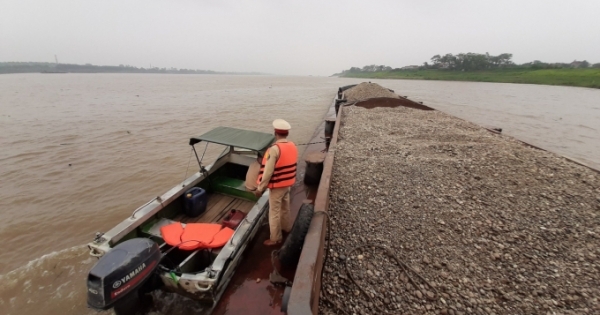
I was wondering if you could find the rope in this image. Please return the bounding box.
[182,147,193,183]
[339,244,438,312]
[342,245,384,313]
[320,222,439,313]
[296,140,326,146]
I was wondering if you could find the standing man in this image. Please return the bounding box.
[254,119,298,246]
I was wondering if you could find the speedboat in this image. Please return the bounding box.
[86,126,276,314]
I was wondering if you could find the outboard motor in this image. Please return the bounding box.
[87,238,161,314]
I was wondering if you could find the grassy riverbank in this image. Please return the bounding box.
[338,69,600,88]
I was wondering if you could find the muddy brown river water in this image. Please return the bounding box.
[0,74,598,315]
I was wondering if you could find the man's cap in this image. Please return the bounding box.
[273,119,291,131]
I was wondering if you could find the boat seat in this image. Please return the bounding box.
[211,176,257,201]
[160,222,234,251]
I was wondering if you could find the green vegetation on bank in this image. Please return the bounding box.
[0,62,265,75]
[336,52,600,88]
[340,68,600,89]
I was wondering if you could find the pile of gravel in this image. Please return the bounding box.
[343,82,399,103]
[319,105,600,315]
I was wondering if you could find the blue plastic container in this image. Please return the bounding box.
[183,187,208,217]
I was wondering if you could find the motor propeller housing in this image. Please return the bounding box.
[87,238,161,310]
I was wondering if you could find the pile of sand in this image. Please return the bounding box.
[320,104,600,315]
[343,82,400,103]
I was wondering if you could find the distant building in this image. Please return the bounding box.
[570,61,583,68]
[401,65,420,70]
[570,60,589,68]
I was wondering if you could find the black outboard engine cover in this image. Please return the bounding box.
[87,238,161,310]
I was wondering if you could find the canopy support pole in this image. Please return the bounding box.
[192,145,203,170]
[193,142,210,171]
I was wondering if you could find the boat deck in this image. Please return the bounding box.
[174,193,255,224]
[211,102,335,315]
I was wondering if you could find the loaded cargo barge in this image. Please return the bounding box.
[285,83,600,315]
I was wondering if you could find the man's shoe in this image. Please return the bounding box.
[263,239,281,246]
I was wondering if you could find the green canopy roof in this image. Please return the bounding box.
[189,126,275,152]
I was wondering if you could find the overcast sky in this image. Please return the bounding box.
[1,0,599,75]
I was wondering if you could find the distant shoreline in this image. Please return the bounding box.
[0,62,267,76]
[337,69,600,89]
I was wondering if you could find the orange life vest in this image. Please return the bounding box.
[257,141,298,189]
[160,222,234,251]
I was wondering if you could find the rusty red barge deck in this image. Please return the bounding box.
[213,88,439,315]
[211,97,337,315]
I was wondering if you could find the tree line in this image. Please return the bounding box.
[0,62,264,75]
[427,53,514,70]
[340,52,599,74]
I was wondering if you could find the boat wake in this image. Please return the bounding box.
[0,245,210,315]
[0,245,109,315]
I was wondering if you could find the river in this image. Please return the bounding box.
[0,74,598,315]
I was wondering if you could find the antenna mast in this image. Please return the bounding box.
[55,55,58,64]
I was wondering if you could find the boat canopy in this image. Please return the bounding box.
[189,126,275,152]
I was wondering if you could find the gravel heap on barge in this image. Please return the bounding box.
[320,83,600,315]
[343,82,399,103]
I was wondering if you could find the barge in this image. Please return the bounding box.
[287,83,600,315]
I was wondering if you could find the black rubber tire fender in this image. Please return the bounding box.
[278,203,315,268]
